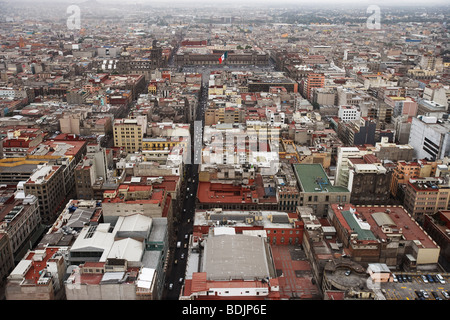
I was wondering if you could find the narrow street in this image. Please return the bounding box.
[162,78,207,300]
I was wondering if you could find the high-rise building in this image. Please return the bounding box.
[403,177,450,224]
[24,164,66,224]
[0,194,41,262]
[347,161,392,205]
[304,73,324,100]
[408,115,450,161]
[113,118,143,153]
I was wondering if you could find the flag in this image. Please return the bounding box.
[219,51,228,64]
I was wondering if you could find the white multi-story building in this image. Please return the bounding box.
[338,105,361,121]
[334,146,373,187]
[408,116,450,161]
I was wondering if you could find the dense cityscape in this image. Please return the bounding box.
[0,0,449,307]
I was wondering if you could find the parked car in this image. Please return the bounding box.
[345,270,351,276]
[432,292,442,300]
[169,283,173,290]
[441,291,450,299]
[421,275,428,283]
[420,290,429,299]
[426,274,434,283]
[436,274,446,284]
[392,274,398,282]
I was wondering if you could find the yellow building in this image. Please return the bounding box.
[148,83,157,94]
[208,85,226,96]
[113,119,143,153]
[204,107,244,125]
[142,137,188,151]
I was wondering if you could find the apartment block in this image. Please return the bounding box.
[102,186,173,226]
[24,164,66,224]
[334,146,374,188]
[337,118,376,147]
[384,96,418,118]
[373,137,414,162]
[65,260,157,300]
[0,194,42,262]
[338,105,360,122]
[328,204,440,270]
[5,246,67,300]
[347,161,392,205]
[1,128,44,158]
[293,163,351,218]
[423,210,450,271]
[408,115,450,161]
[304,73,325,100]
[0,233,14,299]
[390,159,441,197]
[403,178,450,224]
[113,118,143,153]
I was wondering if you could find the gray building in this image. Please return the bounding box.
[408,115,450,160]
[293,163,351,218]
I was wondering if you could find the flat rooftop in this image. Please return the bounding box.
[202,234,275,281]
[356,205,438,249]
[293,163,349,193]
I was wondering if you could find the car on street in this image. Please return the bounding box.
[169,283,173,290]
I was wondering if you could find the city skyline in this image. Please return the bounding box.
[0,0,448,306]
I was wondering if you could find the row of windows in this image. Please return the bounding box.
[279,194,299,199]
[266,230,300,235]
